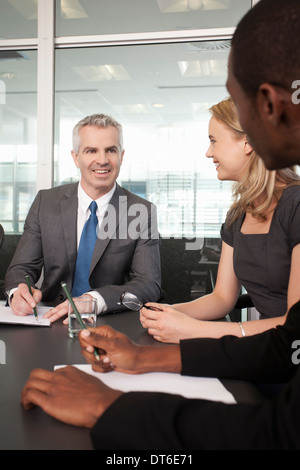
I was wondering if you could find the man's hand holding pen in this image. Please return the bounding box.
[79,326,142,374]
[10,282,42,317]
[78,325,182,375]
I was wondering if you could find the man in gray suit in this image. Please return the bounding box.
[4,114,161,322]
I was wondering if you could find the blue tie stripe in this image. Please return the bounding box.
[72,201,98,297]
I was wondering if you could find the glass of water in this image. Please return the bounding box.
[68,297,97,339]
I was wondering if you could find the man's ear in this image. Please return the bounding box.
[71,150,79,168]
[257,83,289,127]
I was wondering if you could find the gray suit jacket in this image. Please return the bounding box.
[4,183,161,312]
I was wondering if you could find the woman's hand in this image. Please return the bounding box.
[140,303,201,343]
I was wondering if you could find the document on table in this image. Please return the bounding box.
[0,305,51,326]
[55,364,236,404]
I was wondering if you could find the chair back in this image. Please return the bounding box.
[0,224,4,251]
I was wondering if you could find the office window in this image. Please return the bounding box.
[54,41,232,237]
[0,0,255,235]
[55,0,251,36]
[0,0,37,39]
[0,50,37,232]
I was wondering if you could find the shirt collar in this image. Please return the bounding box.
[77,183,116,214]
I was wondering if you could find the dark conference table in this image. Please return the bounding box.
[0,306,263,450]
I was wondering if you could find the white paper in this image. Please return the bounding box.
[0,305,51,326]
[55,364,236,404]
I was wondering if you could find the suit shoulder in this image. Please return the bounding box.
[37,182,78,199]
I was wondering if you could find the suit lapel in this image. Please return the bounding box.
[90,184,126,274]
[60,183,79,277]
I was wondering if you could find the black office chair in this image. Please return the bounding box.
[0,224,5,300]
[234,293,254,310]
[0,224,4,251]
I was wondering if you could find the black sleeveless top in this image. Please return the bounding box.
[221,186,300,318]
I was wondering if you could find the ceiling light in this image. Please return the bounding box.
[8,0,37,20]
[178,60,211,77]
[118,104,154,115]
[156,0,229,13]
[1,72,16,79]
[60,0,88,19]
[187,0,203,10]
[75,64,130,82]
[156,0,188,13]
[203,0,230,9]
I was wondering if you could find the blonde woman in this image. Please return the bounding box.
[141,97,300,342]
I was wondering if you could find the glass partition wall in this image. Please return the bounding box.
[0,0,253,237]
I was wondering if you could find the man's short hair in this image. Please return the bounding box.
[232,0,300,98]
[72,114,123,153]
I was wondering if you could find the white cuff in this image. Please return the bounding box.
[86,291,107,315]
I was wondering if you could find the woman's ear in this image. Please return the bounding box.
[243,137,253,156]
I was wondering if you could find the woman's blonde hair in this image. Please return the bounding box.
[209,97,300,223]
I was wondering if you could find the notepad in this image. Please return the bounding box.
[55,364,236,404]
[0,305,51,326]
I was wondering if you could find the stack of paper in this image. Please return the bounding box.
[0,305,51,326]
[55,364,236,404]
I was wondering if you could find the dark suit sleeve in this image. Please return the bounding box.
[94,200,161,312]
[90,368,300,449]
[180,301,300,383]
[90,303,300,449]
[4,184,78,304]
[4,191,44,291]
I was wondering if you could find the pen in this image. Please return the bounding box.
[61,282,100,361]
[25,275,38,322]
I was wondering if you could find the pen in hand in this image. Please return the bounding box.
[61,282,100,361]
[25,275,38,322]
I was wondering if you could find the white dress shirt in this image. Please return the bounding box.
[77,182,116,314]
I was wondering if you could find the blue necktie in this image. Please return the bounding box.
[72,201,98,297]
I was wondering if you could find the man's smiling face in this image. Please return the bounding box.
[72,125,124,199]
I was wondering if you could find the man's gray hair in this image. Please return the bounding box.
[72,114,123,153]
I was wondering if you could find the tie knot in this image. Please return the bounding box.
[89,201,97,214]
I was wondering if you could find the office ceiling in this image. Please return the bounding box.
[0,43,230,133]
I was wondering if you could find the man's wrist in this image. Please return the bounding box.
[94,389,124,424]
[86,291,107,314]
[137,344,182,374]
[7,288,18,305]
